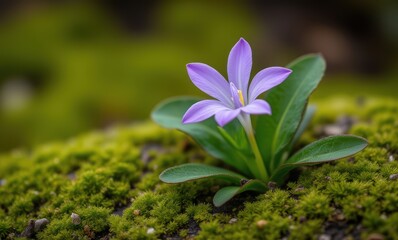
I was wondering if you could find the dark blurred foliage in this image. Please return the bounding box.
[0,0,397,151]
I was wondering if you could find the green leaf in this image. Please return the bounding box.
[276,105,317,164]
[289,105,316,150]
[271,135,368,183]
[256,54,326,171]
[159,163,245,185]
[217,126,240,150]
[213,179,268,207]
[151,97,252,176]
[285,135,368,166]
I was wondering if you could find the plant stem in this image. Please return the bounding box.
[239,114,269,181]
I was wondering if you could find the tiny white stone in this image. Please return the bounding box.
[324,125,344,135]
[229,218,237,224]
[389,174,398,180]
[289,225,297,230]
[318,234,331,240]
[34,218,49,232]
[71,212,81,225]
[147,227,155,234]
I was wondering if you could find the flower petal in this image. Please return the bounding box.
[215,109,241,127]
[182,100,230,124]
[228,38,252,102]
[248,67,292,103]
[187,63,232,106]
[241,99,271,115]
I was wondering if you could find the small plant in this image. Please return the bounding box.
[152,38,368,206]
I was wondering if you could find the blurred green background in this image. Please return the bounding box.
[0,0,397,152]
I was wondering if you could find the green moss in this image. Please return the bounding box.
[288,219,323,240]
[186,204,213,222]
[36,206,110,239]
[0,220,12,239]
[294,190,331,219]
[0,97,398,239]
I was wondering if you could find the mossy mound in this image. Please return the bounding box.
[0,97,398,240]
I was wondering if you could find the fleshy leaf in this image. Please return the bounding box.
[159,163,245,185]
[271,135,368,183]
[285,135,368,166]
[213,179,268,207]
[274,105,317,165]
[256,54,326,171]
[217,126,242,150]
[151,97,252,176]
[289,105,316,150]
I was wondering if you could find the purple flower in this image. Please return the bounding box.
[182,38,292,127]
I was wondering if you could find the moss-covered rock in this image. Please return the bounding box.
[0,97,397,239]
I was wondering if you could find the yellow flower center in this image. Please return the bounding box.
[238,90,244,106]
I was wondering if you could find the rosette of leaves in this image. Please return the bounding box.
[151,54,367,206]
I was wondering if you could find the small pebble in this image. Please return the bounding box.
[7,233,15,239]
[318,234,331,240]
[389,174,398,180]
[284,204,289,209]
[324,125,345,135]
[256,220,268,229]
[34,218,49,232]
[71,212,81,225]
[367,233,385,240]
[84,225,95,238]
[229,218,237,224]
[84,225,90,232]
[20,219,35,237]
[294,186,305,192]
[356,224,364,232]
[133,209,140,216]
[347,157,355,163]
[325,176,331,181]
[147,227,155,234]
[67,172,76,180]
[388,154,395,162]
[336,213,345,221]
[0,179,5,186]
[267,182,277,190]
